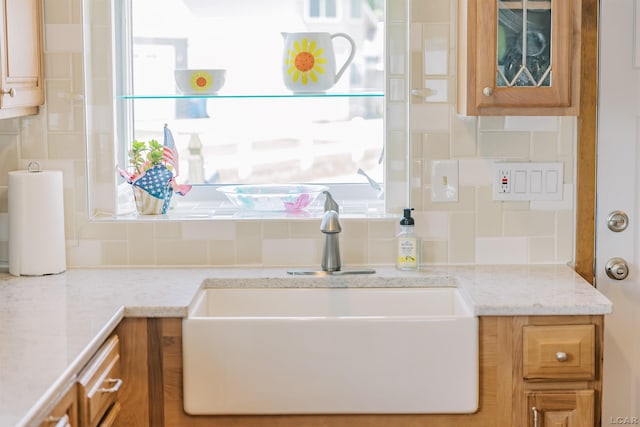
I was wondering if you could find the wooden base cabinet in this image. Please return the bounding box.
[114,314,604,427]
[516,318,602,427]
[40,334,123,427]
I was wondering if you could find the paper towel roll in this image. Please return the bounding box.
[9,168,66,276]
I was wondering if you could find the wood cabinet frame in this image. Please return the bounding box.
[458,0,581,115]
[575,0,598,285]
[0,0,44,119]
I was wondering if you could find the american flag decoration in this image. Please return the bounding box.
[163,124,179,175]
[119,124,192,214]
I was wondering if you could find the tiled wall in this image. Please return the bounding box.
[0,0,574,268]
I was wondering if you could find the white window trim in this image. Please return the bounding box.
[83,0,410,221]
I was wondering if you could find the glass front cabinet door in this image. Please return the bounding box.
[458,0,581,116]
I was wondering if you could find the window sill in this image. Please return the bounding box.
[96,199,390,222]
[96,182,390,221]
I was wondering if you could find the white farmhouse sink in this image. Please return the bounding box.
[182,287,478,415]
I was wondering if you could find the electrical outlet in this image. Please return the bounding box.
[498,170,511,193]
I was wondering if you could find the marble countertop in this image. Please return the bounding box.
[0,265,612,426]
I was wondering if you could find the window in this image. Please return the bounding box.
[115,0,386,213]
[307,0,339,19]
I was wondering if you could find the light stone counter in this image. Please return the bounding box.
[0,265,612,426]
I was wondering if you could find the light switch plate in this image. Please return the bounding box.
[492,162,563,201]
[431,160,459,202]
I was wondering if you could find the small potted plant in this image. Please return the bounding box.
[119,124,191,215]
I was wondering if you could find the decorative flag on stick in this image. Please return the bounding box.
[163,124,179,175]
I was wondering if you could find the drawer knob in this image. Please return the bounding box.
[555,351,568,362]
[98,378,123,393]
[1,88,15,97]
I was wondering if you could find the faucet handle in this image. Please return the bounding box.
[320,210,341,233]
[323,191,339,213]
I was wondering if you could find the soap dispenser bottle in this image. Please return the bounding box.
[396,208,421,270]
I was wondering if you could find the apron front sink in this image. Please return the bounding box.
[183,287,478,415]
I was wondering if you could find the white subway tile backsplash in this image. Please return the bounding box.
[44,25,82,53]
[388,23,407,75]
[387,103,407,130]
[504,116,559,131]
[478,131,530,159]
[389,78,406,102]
[410,104,450,132]
[262,238,319,267]
[182,221,237,240]
[423,24,449,75]
[476,237,528,264]
[458,159,493,186]
[3,0,575,268]
[424,79,448,102]
[419,211,449,239]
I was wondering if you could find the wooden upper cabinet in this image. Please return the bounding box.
[458,0,581,116]
[0,0,44,119]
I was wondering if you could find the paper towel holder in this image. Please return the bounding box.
[27,161,41,173]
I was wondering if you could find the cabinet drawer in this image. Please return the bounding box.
[77,335,122,427]
[40,383,78,427]
[523,325,595,380]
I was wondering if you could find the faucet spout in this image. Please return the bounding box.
[320,191,341,272]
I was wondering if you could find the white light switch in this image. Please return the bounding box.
[431,160,459,202]
[530,171,542,193]
[546,171,558,192]
[514,170,527,193]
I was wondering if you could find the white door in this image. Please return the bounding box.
[597,0,640,422]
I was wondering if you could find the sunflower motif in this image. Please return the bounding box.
[190,71,213,91]
[285,38,327,85]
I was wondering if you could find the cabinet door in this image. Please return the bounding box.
[0,0,44,113]
[527,390,594,427]
[460,0,579,115]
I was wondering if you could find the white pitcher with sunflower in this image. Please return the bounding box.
[282,32,356,92]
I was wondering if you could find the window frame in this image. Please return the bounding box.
[85,0,410,219]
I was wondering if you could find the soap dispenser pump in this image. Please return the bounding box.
[396,208,421,270]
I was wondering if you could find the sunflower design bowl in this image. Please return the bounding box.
[175,69,226,95]
[217,184,329,212]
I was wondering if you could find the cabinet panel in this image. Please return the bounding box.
[0,0,43,116]
[40,383,78,427]
[527,390,594,427]
[77,335,122,427]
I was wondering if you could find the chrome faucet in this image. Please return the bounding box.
[320,191,341,272]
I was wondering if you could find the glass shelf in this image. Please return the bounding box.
[119,91,384,100]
